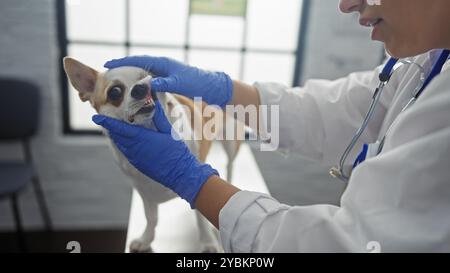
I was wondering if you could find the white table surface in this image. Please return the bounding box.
[125,142,269,253]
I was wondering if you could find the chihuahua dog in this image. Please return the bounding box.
[63,57,243,253]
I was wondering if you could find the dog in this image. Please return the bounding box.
[63,57,243,252]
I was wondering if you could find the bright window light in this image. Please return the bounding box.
[63,0,303,131]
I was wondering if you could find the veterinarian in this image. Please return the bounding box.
[93,0,450,252]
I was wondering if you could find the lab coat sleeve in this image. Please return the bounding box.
[220,70,450,252]
[255,65,397,165]
[219,191,361,252]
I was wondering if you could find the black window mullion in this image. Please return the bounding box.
[57,0,70,134]
[184,0,193,64]
[67,39,296,54]
[125,0,131,55]
[293,0,311,87]
[239,0,249,81]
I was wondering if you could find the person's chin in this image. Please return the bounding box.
[383,37,435,59]
[384,42,423,59]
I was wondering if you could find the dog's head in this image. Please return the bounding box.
[63,57,157,126]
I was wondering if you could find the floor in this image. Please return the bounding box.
[125,142,269,253]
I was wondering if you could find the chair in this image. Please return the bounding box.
[0,78,52,252]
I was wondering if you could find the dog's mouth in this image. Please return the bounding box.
[128,95,155,123]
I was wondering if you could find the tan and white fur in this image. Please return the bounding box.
[63,57,242,253]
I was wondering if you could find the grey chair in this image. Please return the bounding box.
[0,78,52,252]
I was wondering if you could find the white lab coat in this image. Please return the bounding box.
[219,50,450,252]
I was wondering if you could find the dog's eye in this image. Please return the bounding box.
[108,86,123,101]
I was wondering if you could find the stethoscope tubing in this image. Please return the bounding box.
[332,49,450,182]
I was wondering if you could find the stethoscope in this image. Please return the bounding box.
[330,49,450,182]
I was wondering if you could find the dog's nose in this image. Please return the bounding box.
[131,84,148,100]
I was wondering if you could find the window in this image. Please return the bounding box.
[59,0,305,132]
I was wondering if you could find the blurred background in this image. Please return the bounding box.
[0,0,384,252]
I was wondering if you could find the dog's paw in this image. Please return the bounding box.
[129,239,153,253]
[200,244,220,253]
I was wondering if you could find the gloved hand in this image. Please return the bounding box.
[92,101,219,208]
[104,56,233,108]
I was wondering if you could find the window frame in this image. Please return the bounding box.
[57,0,311,134]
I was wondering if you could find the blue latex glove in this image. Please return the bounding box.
[92,101,219,208]
[104,56,233,108]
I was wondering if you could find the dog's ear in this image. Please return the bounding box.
[63,57,98,102]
